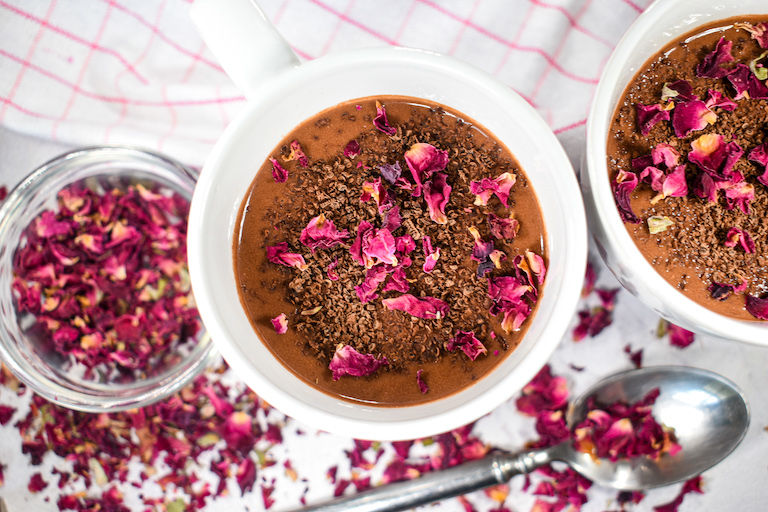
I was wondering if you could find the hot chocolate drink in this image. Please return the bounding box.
[234,96,548,406]
[608,17,768,321]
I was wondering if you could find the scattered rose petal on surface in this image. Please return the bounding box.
[704,89,737,111]
[672,99,717,138]
[299,214,350,252]
[582,261,596,297]
[326,258,340,281]
[267,242,308,271]
[404,143,449,194]
[379,162,402,184]
[271,314,288,334]
[653,476,704,512]
[611,170,641,224]
[727,63,768,100]
[688,133,743,180]
[736,21,768,48]
[28,472,48,493]
[423,172,452,224]
[572,307,612,341]
[724,227,755,253]
[382,294,450,320]
[445,331,487,361]
[360,178,393,213]
[344,139,360,158]
[708,281,735,301]
[624,344,644,368]
[422,236,441,273]
[635,103,671,136]
[416,369,428,394]
[515,364,569,416]
[661,80,698,102]
[658,320,696,348]
[282,140,309,167]
[696,37,734,78]
[470,172,516,207]
[329,344,388,380]
[488,212,519,240]
[354,265,390,303]
[373,101,397,135]
[745,294,768,320]
[747,142,768,187]
[269,157,288,183]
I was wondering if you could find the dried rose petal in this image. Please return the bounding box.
[582,261,596,297]
[746,294,768,319]
[271,313,288,334]
[382,293,449,320]
[611,169,641,224]
[572,307,612,340]
[326,258,339,281]
[661,80,699,101]
[668,323,695,348]
[373,101,396,135]
[708,281,735,301]
[727,63,768,100]
[299,214,349,252]
[0,405,15,426]
[723,180,755,214]
[416,369,428,394]
[724,227,755,253]
[653,165,688,204]
[652,143,681,168]
[445,331,487,361]
[525,250,547,287]
[269,157,288,183]
[360,178,393,213]
[468,226,501,278]
[422,236,440,273]
[704,89,737,111]
[282,139,309,167]
[378,162,402,185]
[748,143,768,187]
[28,472,48,493]
[329,344,388,380]
[404,143,449,194]
[344,139,360,158]
[672,100,717,138]
[653,476,704,512]
[266,242,308,271]
[469,172,516,207]
[737,21,768,48]
[423,172,452,224]
[355,265,390,303]
[635,103,671,136]
[647,215,674,234]
[696,37,734,78]
[516,364,569,416]
[382,266,410,293]
[487,212,519,240]
[688,134,743,180]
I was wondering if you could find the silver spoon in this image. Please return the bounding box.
[288,366,749,512]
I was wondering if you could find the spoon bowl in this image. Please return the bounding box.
[289,365,749,512]
[564,366,749,490]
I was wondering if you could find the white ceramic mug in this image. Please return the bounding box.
[582,0,768,346]
[187,0,587,440]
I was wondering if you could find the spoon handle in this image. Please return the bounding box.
[286,449,552,512]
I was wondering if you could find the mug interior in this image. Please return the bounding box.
[584,0,768,344]
[189,47,586,439]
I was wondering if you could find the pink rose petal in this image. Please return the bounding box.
[747,143,768,187]
[445,331,487,361]
[422,236,441,273]
[724,227,755,253]
[344,139,360,158]
[635,103,670,136]
[423,172,452,224]
[470,172,516,207]
[736,21,768,48]
[611,169,641,224]
[269,157,288,183]
[271,313,288,334]
[266,242,308,270]
[416,369,428,394]
[378,162,402,184]
[688,134,743,180]
[404,143,449,194]
[661,80,698,102]
[299,214,350,252]
[746,294,768,320]
[727,63,768,100]
[329,344,388,380]
[354,265,390,303]
[696,37,734,78]
[382,293,449,320]
[373,101,397,135]
[672,100,717,138]
[284,139,309,167]
[488,212,519,240]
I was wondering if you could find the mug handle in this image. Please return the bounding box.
[190,0,301,100]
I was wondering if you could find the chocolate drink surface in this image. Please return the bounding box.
[608,17,768,321]
[235,96,547,406]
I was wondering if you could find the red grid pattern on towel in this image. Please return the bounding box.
[0,0,653,166]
